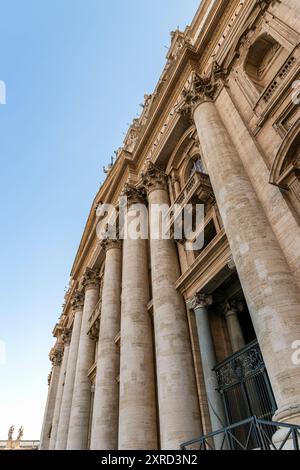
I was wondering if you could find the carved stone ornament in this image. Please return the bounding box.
[82,267,100,290]
[47,371,52,386]
[139,161,168,194]
[71,289,84,311]
[101,237,122,252]
[177,63,225,118]
[121,182,146,206]
[186,293,213,310]
[49,347,63,366]
[61,327,72,345]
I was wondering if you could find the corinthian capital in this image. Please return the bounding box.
[61,327,72,345]
[121,183,146,206]
[178,64,225,118]
[140,161,167,194]
[49,347,63,366]
[101,237,122,252]
[82,267,100,290]
[71,290,84,311]
[186,293,213,310]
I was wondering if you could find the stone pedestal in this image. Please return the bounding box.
[49,330,71,449]
[67,270,99,450]
[141,165,201,449]
[118,185,158,450]
[191,89,300,426]
[39,349,63,450]
[55,292,84,450]
[90,239,122,450]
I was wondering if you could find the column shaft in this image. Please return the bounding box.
[49,341,70,449]
[118,189,157,450]
[141,168,201,449]
[193,99,300,423]
[90,242,122,450]
[55,294,84,449]
[67,273,99,449]
[192,300,225,432]
[39,351,62,449]
[224,306,245,353]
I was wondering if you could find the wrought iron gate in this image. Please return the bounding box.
[214,340,277,447]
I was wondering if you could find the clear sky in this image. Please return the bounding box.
[0,0,200,440]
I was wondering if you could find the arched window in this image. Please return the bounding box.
[244,33,282,92]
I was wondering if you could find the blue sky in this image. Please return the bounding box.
[0,0,200,440]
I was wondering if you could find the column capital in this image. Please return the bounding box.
[186,292,213,310]
[222,299,243,317]
[177,65,225,118]
[121,182,146,206]
[101,225,122,252]
[61,327,72,345]
[82,267,100,291]
[71,290,85,311]
[140,161,168,194]
[49,347,63,366]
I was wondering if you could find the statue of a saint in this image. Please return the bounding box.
[17,426,24,440]
[8,425,14,441]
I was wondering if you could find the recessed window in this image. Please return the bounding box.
[244,34,282,92]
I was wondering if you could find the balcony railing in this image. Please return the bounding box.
[181,416,300,450]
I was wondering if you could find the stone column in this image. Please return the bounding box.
[39,348,63,449]
[183,72,300,425]
[186,294,226,439]
[67,269,100,449]
[90,238,122,450]
[140,165,201,449]
[118,184,158,450]
[223,301,245,353]
[49,329,71,449]
[55,291,84,450]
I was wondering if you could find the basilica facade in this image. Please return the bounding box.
[40,0,300,450]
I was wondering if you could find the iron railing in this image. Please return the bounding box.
[181,416,300,450]
[214,340,277,427]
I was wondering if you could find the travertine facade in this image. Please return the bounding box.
[40,0,300,450]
